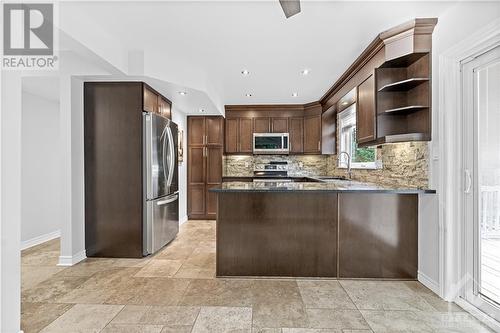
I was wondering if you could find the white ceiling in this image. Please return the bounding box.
[55,2,466,113]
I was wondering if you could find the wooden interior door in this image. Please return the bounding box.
[254,117,271,133]
[239,118,254,153]
[206,117,224,145]
[289,117,304,154]
[272,118,289,133]
[304,115,321,154]
[357,74,376,144]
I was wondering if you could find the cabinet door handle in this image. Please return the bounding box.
[318,141,321,151]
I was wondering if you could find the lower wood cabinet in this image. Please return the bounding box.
[188,116,223,219]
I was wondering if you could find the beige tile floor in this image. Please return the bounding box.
[21,220,494,333]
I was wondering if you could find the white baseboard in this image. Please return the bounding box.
[455,297,500,333]
[179,215,188,225]
[21,230,60,250]
[58,250,86,266]
[418,271,440,295]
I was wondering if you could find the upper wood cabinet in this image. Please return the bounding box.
[254,117,270,133]
[158,97,172,119]
[304,115,322,154]
[224,117,253,154]
[143,84,172,119]
[225,118,239,153]
[357,74,376,144]
[239,118,254,153]
[188,117,205,146]
[289,117,304,154]
[143,85,159,113]
[321,106,336,155]
[272,118,289,133]
[206,117,224,145]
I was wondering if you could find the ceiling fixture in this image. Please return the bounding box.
[178,91,187,96]
[342,101,348,105]
[279,0,301,18]
[199,108,205,113]
[241,69,250,76]
[292,92,298,97]
[300,69,310,76]
[245,93,252,97]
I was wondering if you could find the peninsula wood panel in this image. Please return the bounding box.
[216,192,338,277]
[84,82,144,258]
[338,193,418,279]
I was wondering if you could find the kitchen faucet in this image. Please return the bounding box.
[337,151,352,180]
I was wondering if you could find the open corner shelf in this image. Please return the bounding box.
[378,78,429,92]
[380,52,428,68]
[383,105,429,114]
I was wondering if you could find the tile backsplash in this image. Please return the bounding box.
[224,141,430,188]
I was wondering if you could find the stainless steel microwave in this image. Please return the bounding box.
[253,133,289,154]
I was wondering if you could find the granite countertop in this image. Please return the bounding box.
[211,179,436,194]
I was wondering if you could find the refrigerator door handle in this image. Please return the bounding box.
[156,193,179,206]
[166,126,175,188]
[161,127,169,188]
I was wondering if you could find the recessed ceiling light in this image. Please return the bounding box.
[342,101,348,105]
[178,91,187,96]
[245,93,252,97]
[292,92,298,97]
[241,69,250,76]
[199,108,205,113]
[300,69,310,76]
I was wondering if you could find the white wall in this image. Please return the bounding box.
[424,2,500,297]
[172,108,188,224]
[21,91,61,248]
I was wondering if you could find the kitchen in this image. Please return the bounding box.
[4,1,500,333]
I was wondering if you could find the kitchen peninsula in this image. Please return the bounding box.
[211,181,434,279]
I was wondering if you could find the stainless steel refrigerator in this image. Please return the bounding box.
[143,113,179,255]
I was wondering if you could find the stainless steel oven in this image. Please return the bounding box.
[253,133,289,154]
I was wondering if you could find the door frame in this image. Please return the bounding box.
[462,45,500,320]
[438,18,500,330]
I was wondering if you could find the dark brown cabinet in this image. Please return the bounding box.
[225,118,239,153]
[271,117,289,133]
[289,117,304,154]
[239,118,253,153]
[143,85,158,113]
[188,116,223,219]
[357,74,376,144]
[84,82,173,259]
[225,117,253,154]
[158,97,172,119]
[303,115,322,154]
[254,117,270,133]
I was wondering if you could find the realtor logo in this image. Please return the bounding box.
[2,3,58,69]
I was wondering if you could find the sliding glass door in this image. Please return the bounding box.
[463,45,500,319]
